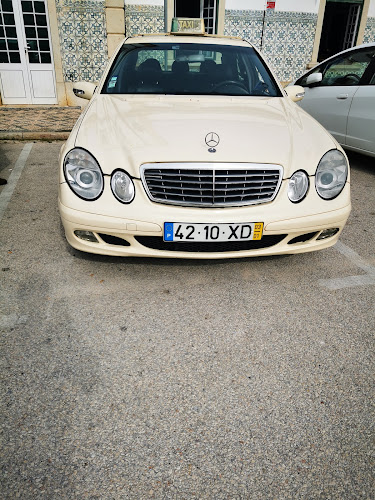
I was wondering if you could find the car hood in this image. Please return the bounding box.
[74,94,336,178]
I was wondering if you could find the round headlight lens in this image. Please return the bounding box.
[288,170,309,203]
[111,170,135,203]
[64,148,103,200]
[315,150,348,200]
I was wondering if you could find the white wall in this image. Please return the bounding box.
[274,0,320,13]
[225,0,320,13]
[125,0,163,5]
[225,0,265,9]
[368,0,375,17]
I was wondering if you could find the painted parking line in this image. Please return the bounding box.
[0,143,33,224]
[319,241,375,290]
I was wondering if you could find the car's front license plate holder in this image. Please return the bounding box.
[163,222,263,242]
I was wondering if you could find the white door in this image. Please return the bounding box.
[0,0,57,104]
[298,47,374,146]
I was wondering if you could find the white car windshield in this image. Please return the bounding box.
[103,42,282,97]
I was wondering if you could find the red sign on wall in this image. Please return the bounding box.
[267,1,276,8]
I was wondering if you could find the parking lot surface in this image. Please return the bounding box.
[0,142,374,499]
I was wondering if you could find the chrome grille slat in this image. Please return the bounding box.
[147,180,278,188]
[146,172,213,179]
[215,193,276,199]
[215,173,277,177]
[214,184,277,190]
[141,163,283,207]
[150,190,214,199]
[215,189,276,196]
[147,180,213,187]
[213,180,278,185]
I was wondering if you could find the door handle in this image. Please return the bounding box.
[337,94,349,99]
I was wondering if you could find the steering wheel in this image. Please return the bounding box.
[334,73,361,85]
[212,80,248,92]
[344,73,361,82]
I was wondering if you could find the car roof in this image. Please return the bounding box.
[124,33,252,48]
[321,42,375,62]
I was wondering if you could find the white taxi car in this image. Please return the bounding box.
[59,19,351,259]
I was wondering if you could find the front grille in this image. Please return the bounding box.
[141,163,283,207]
[135,235,287,253]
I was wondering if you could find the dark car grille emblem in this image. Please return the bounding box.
[205,132,220,152]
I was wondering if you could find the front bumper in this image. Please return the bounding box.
[59,179,351,259]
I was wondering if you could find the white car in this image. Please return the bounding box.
[294,43,375,158]
[58,19,351,259]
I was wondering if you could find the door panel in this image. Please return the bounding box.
[0,0,31,103]
[0,0,56,104]
[30,68,55,98]
[0,68,27,97]
[346,85,375,155]
[300,85,358,144]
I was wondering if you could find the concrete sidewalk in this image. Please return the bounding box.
[0,106,82,141]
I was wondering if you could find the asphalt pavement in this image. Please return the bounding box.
[0,142,374,499]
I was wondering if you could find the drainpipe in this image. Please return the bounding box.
[164,0,168,32]
[260,8,266,52]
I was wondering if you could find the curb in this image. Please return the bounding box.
[0,131,70,141]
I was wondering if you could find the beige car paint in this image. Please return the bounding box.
[58,34,351,258]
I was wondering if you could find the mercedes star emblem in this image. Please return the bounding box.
[205,132,220,148]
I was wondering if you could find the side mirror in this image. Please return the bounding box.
[306,72,323,86]
[72,81,97,100]
[285,85,305,102]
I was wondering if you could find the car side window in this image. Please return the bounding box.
[320,48,375,86]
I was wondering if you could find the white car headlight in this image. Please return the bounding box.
[315,150,348,200]
[288,170,309,203]
[64,148,103,200]
[111,170,135,203]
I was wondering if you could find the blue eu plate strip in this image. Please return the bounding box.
[164,223,174,241]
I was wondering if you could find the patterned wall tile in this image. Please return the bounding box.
[125,5,164,36]
[263,11,317,82]
[224,9,264,48]
[363,17,375,43]
[224,9,318,82]
[56,0,108,82]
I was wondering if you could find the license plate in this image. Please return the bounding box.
[163,222,263,242]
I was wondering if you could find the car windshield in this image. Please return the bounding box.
[102,42,282,97]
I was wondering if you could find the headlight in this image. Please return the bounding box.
[64,148,103,200]
[288,170,309,203]
[111,169,135,203]
[315,150,348,200]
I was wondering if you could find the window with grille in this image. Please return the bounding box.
[175,0,217,35]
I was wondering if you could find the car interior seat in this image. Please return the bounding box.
[137,58,163,92]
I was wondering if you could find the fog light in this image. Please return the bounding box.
[317,228,339,240]
[74,230,99,242]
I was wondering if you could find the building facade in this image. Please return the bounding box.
[0,0,374,105]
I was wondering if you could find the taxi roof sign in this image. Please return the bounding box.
[171,18,206,35]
